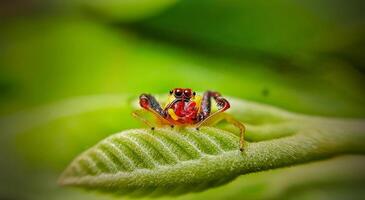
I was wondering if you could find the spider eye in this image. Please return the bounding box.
[193,91,196,96]
[184,89,192,98]
[169,90,173,95]
[174,89,182,97]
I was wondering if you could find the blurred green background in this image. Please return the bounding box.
[0,0,364,199]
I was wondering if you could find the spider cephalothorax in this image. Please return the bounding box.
[133,88,245,151]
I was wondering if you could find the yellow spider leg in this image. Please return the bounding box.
[132,109,156,129]
[196,113,246,151]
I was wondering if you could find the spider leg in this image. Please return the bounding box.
[198,113,246,151]
[132,109,156,130]
[138,93,172,126]
[196,91,245,151]
[196,91,230,126]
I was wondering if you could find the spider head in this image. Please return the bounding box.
[170,88,196,100]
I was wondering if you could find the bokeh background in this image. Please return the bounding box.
[0,0,364,199]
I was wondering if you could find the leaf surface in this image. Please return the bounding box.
[59,97,365,196]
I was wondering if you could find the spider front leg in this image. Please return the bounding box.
[196,91,230,124]
[135,94,172,129]
[132,109,156,129]
[196,91,245,151]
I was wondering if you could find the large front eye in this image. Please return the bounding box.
[183,89,192,98]
[174,89,182,97]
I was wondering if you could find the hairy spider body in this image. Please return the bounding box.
[133,88,245,151]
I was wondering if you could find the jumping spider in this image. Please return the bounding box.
[132,88,245,151]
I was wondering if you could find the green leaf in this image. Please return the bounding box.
[130,0,360,58]
[59,97,365,196]
[82,0,178,22]
[152,155,365,200]
[1,17,364,117]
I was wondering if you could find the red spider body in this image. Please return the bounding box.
[168,100,198,124]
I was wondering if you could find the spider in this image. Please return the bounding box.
[132,88,245,151]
